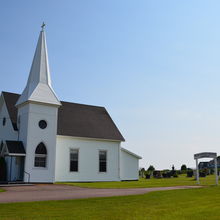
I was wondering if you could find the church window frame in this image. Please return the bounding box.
[38,120,47,129]
[99,150,107,173]
[70,148,79,172]
[34,142,47,168]
[2,117,6,126]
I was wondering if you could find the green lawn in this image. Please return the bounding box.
[0,189,5,192]
[1,186,220,219]
[58,174,217,188]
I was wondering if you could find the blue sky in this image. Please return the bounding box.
[1,1,220,169]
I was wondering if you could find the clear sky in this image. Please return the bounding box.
[1,1,220,170]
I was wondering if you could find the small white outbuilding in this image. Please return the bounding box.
[120,148,142,180]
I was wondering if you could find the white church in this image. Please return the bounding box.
[0,26,141,183]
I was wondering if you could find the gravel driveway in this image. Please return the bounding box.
[0,184,201,203]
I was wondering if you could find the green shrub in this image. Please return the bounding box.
[162,171,171,178]
[144,170,151,179]
[145,174,151,179]
[210,169,214,175]
[187,170,193,177]
[173,173,178,178]
[203,168,209,175]
[199,171,206,177]
[153,171,162,178]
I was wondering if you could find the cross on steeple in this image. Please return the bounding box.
[41,22,46,31]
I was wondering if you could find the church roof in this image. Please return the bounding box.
[2,91,125,142]
[5,141,26,155]
[3,92,19,131]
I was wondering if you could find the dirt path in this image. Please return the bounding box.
[0,184,201,203]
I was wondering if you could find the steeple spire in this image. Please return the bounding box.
[16,25,61,107]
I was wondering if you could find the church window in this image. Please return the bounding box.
[70,149,78,172]
[2,117,6,126]
[99,150,107,172]
[34,143,47,168]
[39,120,47,129]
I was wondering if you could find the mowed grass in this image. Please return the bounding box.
[1,186,220,220]
[58,174,217,188]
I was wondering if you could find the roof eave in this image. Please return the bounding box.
[121,147,142,159]
[16,99,62,108]
[57,134,124,142]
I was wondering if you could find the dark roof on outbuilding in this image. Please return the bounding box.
[5,141,26,155]
[2,91,125,141]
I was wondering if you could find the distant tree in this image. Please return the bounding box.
[139,168,145,178]
[147,165,155,172]
[181,164,187,171]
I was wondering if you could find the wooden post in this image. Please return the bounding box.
[214,157,218,185]
[196,158,200,184]
[10,156,12,182]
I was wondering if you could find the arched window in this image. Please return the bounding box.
[2,117,6,126]
[34,143,47,168]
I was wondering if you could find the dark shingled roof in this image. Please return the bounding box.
[2,92,18,130]
[2,91,125,141]
[5,141,26,154]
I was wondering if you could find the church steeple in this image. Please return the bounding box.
[16,24,61,107]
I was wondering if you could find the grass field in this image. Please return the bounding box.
[58,174,217,188]
[0,186,220,220]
